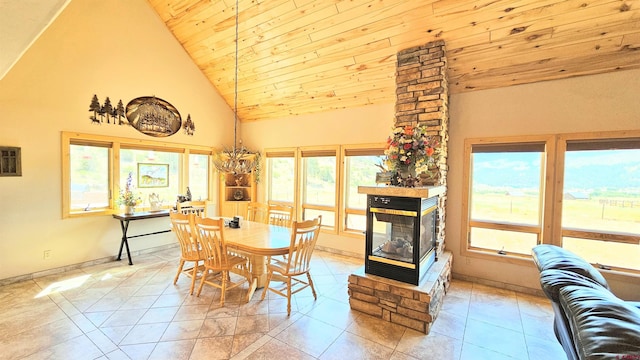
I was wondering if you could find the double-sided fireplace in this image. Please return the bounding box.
[365,194,437,285]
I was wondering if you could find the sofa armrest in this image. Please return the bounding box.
[532,245,609,289]
[560,285,640,359]
[539,269,607,303]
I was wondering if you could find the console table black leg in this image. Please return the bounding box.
[117,220,133,265]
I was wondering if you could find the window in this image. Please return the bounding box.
[188,153,210,201]
[265,149,296,205]
[300,147,338,230]
[62,132,212,218]
[343,147,385,234]
[558,137,640,271]
[465,141,548,255]
[462,131,640,274]
[265,144,385,236]
[69,143,110,211]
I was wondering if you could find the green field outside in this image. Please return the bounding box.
[471,192,640,270]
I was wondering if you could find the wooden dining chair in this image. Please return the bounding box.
[261,215,322,315]
[267,204,294,227]
[194,216,252,305]
[247,202,269,223]
[177,200,206,216]
[170,211,205,295]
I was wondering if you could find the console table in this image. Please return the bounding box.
[112,210,171,265]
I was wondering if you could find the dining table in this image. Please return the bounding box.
[221,219,292,300]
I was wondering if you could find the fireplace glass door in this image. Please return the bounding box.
[370,208,418,265]
[365,195,437,285]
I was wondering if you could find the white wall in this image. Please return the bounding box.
[241,103,394,149]
[0,0,233,280]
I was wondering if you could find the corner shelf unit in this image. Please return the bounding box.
[219,172,256,218]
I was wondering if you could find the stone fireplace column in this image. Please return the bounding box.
[395,40,449,256]
[349,41,452,335]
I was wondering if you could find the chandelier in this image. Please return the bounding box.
[212,0,257,175]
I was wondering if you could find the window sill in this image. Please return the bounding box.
[65,209,112,218]
[462,247,534,268]
[463,247,640,280]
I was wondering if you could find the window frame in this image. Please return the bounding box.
[62,132,213,218]
[264,143,385,237]
[553,131,640,273]
[298,145,340,233]
[341,144,386,237]
[461,130,640,274]
[264,147,297,209]
[461,135,555,264]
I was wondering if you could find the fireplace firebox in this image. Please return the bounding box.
[365,195,437,285]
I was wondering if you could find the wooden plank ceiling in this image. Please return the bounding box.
[147,0,640,122]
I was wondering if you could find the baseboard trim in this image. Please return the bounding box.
[0,243,179,287]
[452,271,545,297]
[315,245,362,259]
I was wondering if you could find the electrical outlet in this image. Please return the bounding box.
[43,250,51,260]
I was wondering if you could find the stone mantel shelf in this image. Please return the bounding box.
[357,185,446,198]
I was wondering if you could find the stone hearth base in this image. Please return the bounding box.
[348,251,452,333]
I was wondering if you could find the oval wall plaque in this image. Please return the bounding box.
[125,96,182,137]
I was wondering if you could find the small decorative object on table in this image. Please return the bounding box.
[229,216,241,228]
[381,124,440,187]
[149,193,162,211]
[117,172,142,214]
[375,170,393,185]
[176,187,192,204]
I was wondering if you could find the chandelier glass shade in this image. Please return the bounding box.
[212,0,258,176]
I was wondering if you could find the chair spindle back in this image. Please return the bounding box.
[285,216,322,275]
[194,216,228,271]
[268,204,294,228]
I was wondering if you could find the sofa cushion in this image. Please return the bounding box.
[560,285,640,359]
[532,245,609,289]
[539,269,607,303]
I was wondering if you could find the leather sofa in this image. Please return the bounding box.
[531,244,640,360]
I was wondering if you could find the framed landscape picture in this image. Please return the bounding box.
[138,163,169,188]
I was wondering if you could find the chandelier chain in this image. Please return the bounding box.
[212,0,258,176]
[234,0,238,149]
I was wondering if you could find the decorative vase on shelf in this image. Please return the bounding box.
[124,205,135,215]
[398,165,416,180]
[234,174,244,186]
[393,166,419,187]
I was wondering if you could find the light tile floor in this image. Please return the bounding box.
[0,248,567,359]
